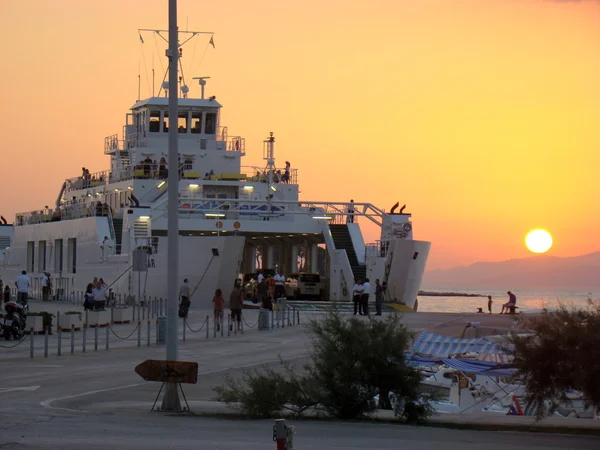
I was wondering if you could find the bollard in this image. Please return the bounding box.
[273,418,294,450]
[206,315,209,339]
[292,307,296,326]
[57,325,62,356]
[106,324,109,350]
[183,318,186,342]
[271,308,274,329]
[147,320,151,347]
[30,328,34,359]
[137,320,141,347]
[221,314,224,337]
[44,327,49,358]
[287,307,291,327]
[241,312,244,335]
[94,324,99,351]
[297,309,300,325]
[70,324,75,354]
[227,314,231,337]
[213,314,217,338]
[82,323,87,353]
[111,306,114,325]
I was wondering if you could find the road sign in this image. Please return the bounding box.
[135,360,198,384]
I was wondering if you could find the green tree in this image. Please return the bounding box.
[510,300,600,418]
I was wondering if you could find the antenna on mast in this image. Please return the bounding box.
[192,77,210,99]
[137,59,141,101]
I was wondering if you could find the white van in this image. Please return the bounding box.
[285,273,323,300]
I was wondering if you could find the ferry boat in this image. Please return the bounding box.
[0,27,431,308]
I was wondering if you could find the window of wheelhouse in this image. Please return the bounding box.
[149,111,160,132]
[191,112,202,134]
[54,239,63,273]
[178,112,188,133]
[163,112,170,132]
[205,112,216,134]
[27,241,35,272]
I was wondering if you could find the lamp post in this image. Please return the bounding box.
[161,0,181,411]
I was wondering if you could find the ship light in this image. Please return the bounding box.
[128,186,133,190]
[189,184,199,188]
[115,189,120,192]
[205,213,225,218]
[312,216,333,220]
[243,186,253,191]
[157,181,166,188]
[270,185,277,192]
[139,215,150,220]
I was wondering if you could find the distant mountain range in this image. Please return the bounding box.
[422,251,600,290]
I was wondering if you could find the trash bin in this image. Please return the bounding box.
[157,317,167,344]
[258,308,270,330]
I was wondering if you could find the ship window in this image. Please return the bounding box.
[67,238,77,274]
[163,112,169,132]
[178,112,188,133]
[27,241,35,272]
[54,239,63,273]
[205,113,216,134]
[149,111,160,133]
[38,241,46,271]
[191,112,202,134]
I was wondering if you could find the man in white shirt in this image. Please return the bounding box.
[353,280,364,315]
[274,271,285,300]
[15,270,31,306]
[361,278,372,316]
[41,271,52,302]
[257,270,264,284]
[179,279,192,318]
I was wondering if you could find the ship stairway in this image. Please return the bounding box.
[329,224,367,281]
[112,218,124,255]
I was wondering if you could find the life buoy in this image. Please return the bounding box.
[402,223,412,232]
[180,203,191,209]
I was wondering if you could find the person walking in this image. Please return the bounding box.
[229,281,243,331]
[361,278,372,316]
[352,279,363,315]
[15,270,30,307]
[179,278,192,318]
[213,288,224,331]
[375,279,383,315]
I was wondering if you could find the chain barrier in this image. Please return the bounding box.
[0,334,29,348]
[242,314,259,329]
[185,317,207,333]
[108,322,140,340]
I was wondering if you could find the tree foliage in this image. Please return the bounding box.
[215,311,431,422]
[510,299,600,418]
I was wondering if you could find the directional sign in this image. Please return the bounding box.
[135,360,198,384]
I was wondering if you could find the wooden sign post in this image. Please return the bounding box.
[135,359,198,411]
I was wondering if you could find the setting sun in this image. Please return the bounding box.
[525,229,553,254]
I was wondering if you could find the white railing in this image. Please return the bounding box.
[242,166,299,185]
[16,203,111,226]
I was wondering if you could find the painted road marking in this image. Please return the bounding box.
[0,385,41,394]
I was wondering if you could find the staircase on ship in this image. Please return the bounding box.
[329,224,366,281]
[112,218,124,255]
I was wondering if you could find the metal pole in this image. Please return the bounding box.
[70,324,75,354]
[137,320,141,347]
[271,308,274,329]
[94,324,99,351]
[213,313,217,338]
[241,311,244,335]
[44,327,49,358]
[206,315,209,339]
[82,323,87,353]
[106,325,109,350]
[147,320,151,347]
[183,318,186,342]
[30,328,34,359]
[138,273,142,320]
[228,314,231,337]
[57,312,62,356]
[162,0,181,411]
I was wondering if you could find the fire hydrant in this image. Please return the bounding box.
[273,418,294,450]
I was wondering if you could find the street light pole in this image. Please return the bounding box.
[161,0,181,411]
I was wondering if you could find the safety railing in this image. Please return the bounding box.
[366,240,391,259]
[15,202,112,226]
[242,166,298,185]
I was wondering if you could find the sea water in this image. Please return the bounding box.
[417,289,599,313]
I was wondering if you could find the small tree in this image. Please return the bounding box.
[510,300,600,418]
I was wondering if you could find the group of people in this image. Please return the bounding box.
[483,291,518,314]
[83,277,111,311]
[353,278,387,316]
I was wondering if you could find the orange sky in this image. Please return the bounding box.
[1,0,599,270]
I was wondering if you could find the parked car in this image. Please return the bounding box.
[285,273,323,300]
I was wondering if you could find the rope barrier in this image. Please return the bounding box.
[242,314,259,329]
[0,333,29,348]
[185,317,207,333]
[108,322,141,340]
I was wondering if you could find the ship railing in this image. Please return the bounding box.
[227,136,246,153]
[366,240,391,259]
[65,169,111,192]
[242,166,298,185]
[216,126,228,142]
[104,133,146,154]
[135,236,160,254]
[163,198,386,227]
[15,203,111,226]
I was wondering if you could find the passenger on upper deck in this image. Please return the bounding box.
[159,157,167,178]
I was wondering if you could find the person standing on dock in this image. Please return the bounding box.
[15,270,30,307]
[352,280,363,315]
[179,279,192,318]
[362,278,371,316]
[487,295,493,314]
